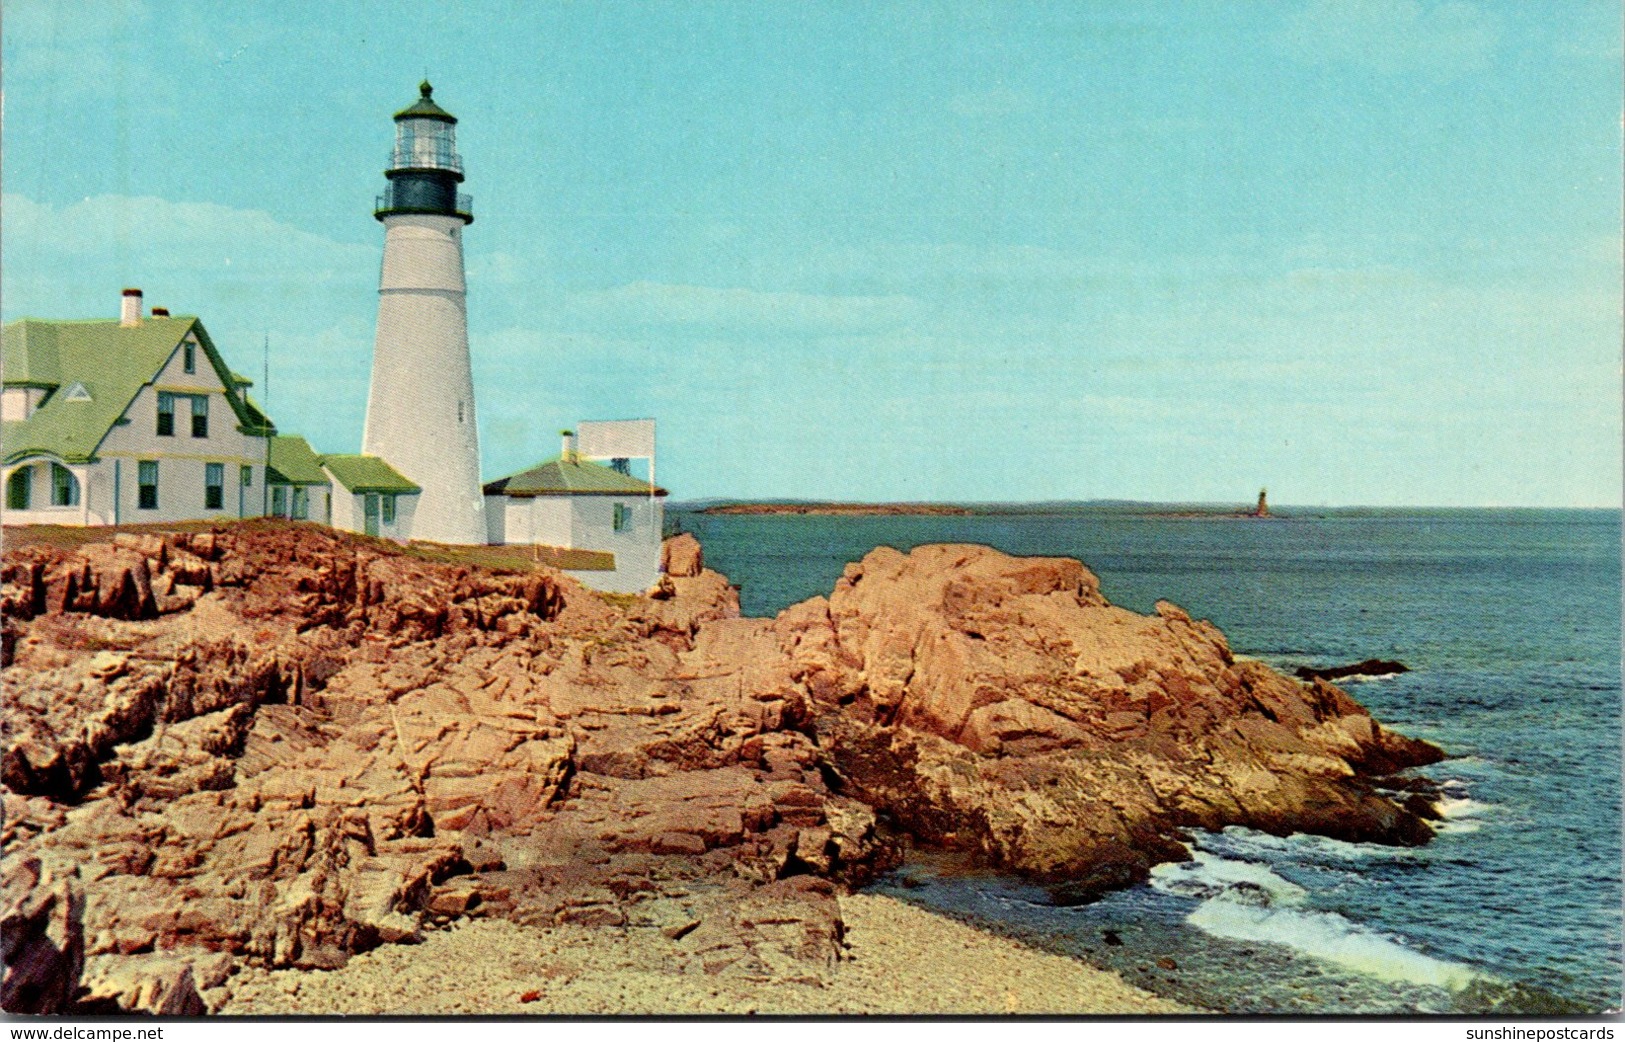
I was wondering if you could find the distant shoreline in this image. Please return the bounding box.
[699,503,976,516]
[693,502,1272,519]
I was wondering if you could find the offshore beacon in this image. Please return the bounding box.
[363,81,486,544]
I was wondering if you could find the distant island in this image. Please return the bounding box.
[700,502,975,516]
[691,492,1278,519]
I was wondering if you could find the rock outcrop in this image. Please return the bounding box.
[1,523,1442,1011]
[771,545,1440,900]
[660,533,705,578]
[1295,658,1410,682]
[1,855,84,1014]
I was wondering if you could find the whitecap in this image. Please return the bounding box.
[1186,891,1480,991]
[1435,795,1495,819]
[1199,825,1422,866]
[1153,846,1482,992]
[1434,819,1481,834]
[1149,850,1307,904]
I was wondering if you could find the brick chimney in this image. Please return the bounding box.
[120,288,143,327]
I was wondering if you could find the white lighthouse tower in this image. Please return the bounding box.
[363,81,486,544]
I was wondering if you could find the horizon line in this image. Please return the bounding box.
[667,498,1623,512]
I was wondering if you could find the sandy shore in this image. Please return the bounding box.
[216,892,1193,1015]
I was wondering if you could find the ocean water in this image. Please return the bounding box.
[671,506,1623,1014]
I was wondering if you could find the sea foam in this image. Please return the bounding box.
[1151,850,1481,992]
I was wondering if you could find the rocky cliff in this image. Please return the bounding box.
[0,522,1441,1013]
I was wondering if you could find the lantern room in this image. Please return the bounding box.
[376,81,472,223]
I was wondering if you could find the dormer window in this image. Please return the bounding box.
[62,382,92,403]
[183,343,196,374]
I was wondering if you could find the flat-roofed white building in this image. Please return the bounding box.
[483,432,666,593]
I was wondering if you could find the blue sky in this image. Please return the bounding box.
[4,0,1620,506]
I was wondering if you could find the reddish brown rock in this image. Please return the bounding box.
[661,533,705,578]
[77,955,206,1016]
[1,523,1441,1002]
[773,544,1442,900]
[1,856,84,1014]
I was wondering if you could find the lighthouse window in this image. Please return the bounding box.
[613,502,634,533]
[457,401,465,423]
[382,494,397,525]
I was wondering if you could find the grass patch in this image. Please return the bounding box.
[3,518,245,555]
[3,520,616,574]
[401,540,615,573]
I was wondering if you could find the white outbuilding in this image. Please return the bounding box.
[483,439,666,593]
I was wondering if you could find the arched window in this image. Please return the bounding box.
[6,467,31,510]
[50,463,79,507]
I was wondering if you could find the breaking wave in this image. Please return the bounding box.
[1150,851,1481,992]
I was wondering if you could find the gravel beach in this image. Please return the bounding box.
[217,892,1193,1015]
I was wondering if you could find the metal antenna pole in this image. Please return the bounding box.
[263,334,271,517]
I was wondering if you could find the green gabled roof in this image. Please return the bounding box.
[4,320,65,386]
[394,81,456,123]
[0,316,274,465]
[322,454,421,494]
[483,456,668,498]
[266,435,329,486]
[238,394,275,437]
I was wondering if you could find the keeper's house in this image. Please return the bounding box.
[2,290,421,543]
[2,290,276,526]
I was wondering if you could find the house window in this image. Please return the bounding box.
[6,468,31,510]
[191,395,208,438]
[291,486,309,520]
[613,502,633,532]
[138,461,159,510]
[157,393,176,436]
[205,463,225,510]
[241,464,253,488]
[50,463,79,508]
[381,494,396,525]
[610,458,631,475]
[272,485,288,517]
[184,342,196,373]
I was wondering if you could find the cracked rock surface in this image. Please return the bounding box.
[1,523,1440,1013]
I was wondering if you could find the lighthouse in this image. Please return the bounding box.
[363,82,486,544]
